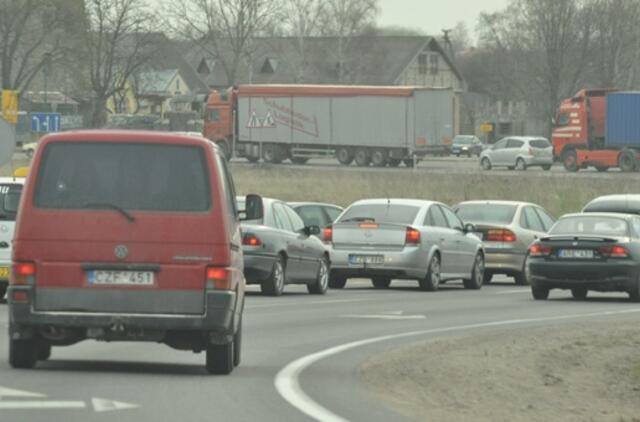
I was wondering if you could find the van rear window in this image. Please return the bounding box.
[34,142,211,212]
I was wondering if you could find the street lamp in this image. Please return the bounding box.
[42,52,52,112]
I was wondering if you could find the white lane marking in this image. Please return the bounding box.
[0,401,86,410]
[341,313,426,320]
[0,387,46,399]
[92,398,139,412]
[275,308,640,422]
[246,298,376,309]
[496,289,531,295]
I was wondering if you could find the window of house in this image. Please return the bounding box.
[418,54,428,74]
[430,54,439,75]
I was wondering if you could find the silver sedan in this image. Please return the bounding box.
[325,199,485,291]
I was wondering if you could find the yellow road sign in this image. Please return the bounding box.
[1,90,18,124]
[480,123,494,133]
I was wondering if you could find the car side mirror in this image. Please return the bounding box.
[463,223,477,233]
[3,191,20,214]
[242,194,263,220]
[303,225,321,236]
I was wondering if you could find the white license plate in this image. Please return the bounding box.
[349,255,384,265]
[558,249,594,259]
[87,270,155,286]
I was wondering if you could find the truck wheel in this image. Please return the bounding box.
[290,157,309,165]
[618,149,637,172]
[354,148,371,167]
[595,166,609,172]
[562,150,579,172]
[403,158,416,168]
[206,341,234,375]
[388,158,401,167]
[481,157,492,170]
[9,338,38,369]
[262,144,283,164]
[371,149,388,167]
[336,147,354,165]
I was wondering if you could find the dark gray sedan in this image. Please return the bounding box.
[528,213,640,301]
[237,197,330,296]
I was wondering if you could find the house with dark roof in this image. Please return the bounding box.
[186,36,465,91]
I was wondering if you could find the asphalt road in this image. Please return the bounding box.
[1,278,639,422]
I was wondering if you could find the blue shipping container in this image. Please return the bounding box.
[606,92,640,148]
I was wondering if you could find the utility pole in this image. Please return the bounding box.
[43,53,52,112]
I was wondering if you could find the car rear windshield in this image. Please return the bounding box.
[0,183,23,221]
[455,204,517,224]
[338,204,420,225]
[529,139,551,148]
[550,216,629,237]
[454,137,474,145]
[34,142,211,212]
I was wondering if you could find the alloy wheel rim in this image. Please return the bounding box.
[431,257,441,286]
[319,261,328,289]
[275,262,284,291]
[475,256,484,285]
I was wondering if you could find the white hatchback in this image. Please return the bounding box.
[0,175,25,301]
[480,137,553,171]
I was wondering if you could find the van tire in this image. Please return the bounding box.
[206,342,234,375]
[308,257,329,295]
[9,338,38,369]
[262,256,285,296]
[233,319,242,367]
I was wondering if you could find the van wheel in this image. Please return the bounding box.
[336,147,354,165]
[463,253,484,290]
[9,338,38,369]
[206,341,234,375]
[262,257,285,296]
[329,276,347,289]
[419,254,441,291]
[371,277,391,289]
[233,319,242,367]
[354,148,371,167]
[481,157,492,170]
[307,257,329,295]
[515,158,527,171]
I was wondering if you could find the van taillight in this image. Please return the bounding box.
[206,266,233,290]
[599,245,629,259]
[323,226,333,243]
[487,229,517,242]
[243,233,262,247]
[529,244,552,257]
[11,262,36,285]
[405,228,421,245]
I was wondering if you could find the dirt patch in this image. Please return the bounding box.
[360,319,640,422]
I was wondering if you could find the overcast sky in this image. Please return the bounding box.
[378,0,510,35]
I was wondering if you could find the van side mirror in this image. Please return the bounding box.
[242,194,263,220]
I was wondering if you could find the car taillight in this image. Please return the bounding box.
[529,148,534,156]
[206,266,233,290]
[323,226,333,243]
[487,229,517,242]
[599,245,629,259]
[243,233,262,247]
[529,244,552,257]
[405,228,421,245]
[11,262,36,285]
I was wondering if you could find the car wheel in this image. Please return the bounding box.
[542,165,552,171]
[290,157,309,165]
[233,318,242,367]
[571,288,588,300]
[0,284,6,301]
[531,286,550,300]
[246,155,260,163]
[514,271,529,286]
[419,254,441,291]
[483,271,493,285]
[371,149,388,167]
[336,147,354,165]
[354,148,371,167]
[9,338,38,369]
[261,256,285,296]
[562,149,579,172]
[515,158,527,171]
[307,257,329,295]
[25,149,35,159]
[371,277,391,289]
[206,341,234,375]
[37,342,51,361]
[329,276,347,289]
[463,253,484,290]
[481,157,492,171]
[629,278,640,302]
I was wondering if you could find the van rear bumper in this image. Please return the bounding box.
[8,286,240,341]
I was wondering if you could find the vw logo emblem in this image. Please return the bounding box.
[114,245,129,260]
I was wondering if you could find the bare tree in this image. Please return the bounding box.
[84,0,156,127]
[319,0,379,83]
[0,0,75,93]
[282,0,325,82]
[166,0,281,87]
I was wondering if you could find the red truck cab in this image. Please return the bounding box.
[204,88,235,158]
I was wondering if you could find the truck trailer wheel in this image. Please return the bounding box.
[336,147,354,165]
[262,144,283,164]
[354,148,371,167]
[562,149,579,172]
[371,149,389,167]
[618,149,637,172]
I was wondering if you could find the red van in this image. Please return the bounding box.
[7,130,261,375]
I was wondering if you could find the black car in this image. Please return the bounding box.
[527,213,640,302]
[450,135,484,157]
[583,194,640,215]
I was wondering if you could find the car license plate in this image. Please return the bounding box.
[0,266,10,279]
[558,249,594,259]
[349,255,384,265]
[87,270,155,286]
